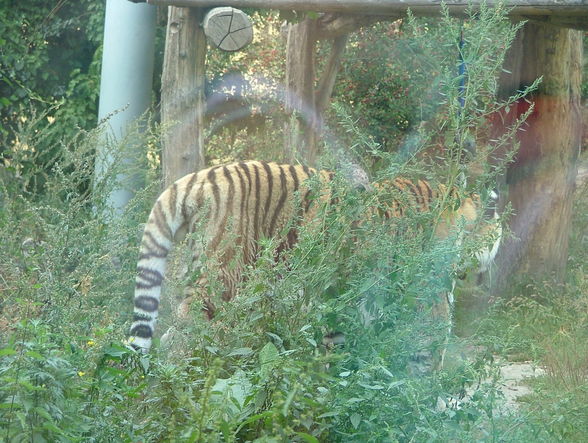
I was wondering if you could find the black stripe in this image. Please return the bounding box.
[209,166,235,251]
[269,165,288,236]
[134,295,159,312]
[135,266,164,289]
[181,173,199,220]
[401,179,423,209]
[140,231,169,259]
[133,313,152,322]
[421,180,434,206]
[239,162,253,262]
[223,166,235,214]
[262,162,273,236]
[208,167,221,220]
[390,179,417,212]
[129,324,152,339]
[153,201,172,240]
[252,163,261,243]
[234,165,246,248]
[289,165,299,191]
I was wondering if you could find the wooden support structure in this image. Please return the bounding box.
[492,24,583,285]
[132,0,588,29]
[203,7,253,51]
[128,0,586,282]
[161,7,207,187]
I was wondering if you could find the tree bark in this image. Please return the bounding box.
[161,7,207,187]
[282,14,388,165]
[284,18,319,164]
[493,23,583,287]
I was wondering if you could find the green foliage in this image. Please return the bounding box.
[333,4,529,167]
[472,170,588,442]
[0,0,105,197]
[0,116,514,441]
[1,2,585,442]
[0,320,90,441]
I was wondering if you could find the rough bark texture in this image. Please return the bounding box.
[284,16,377,165]
[141,0,588,24]
[284,18,319,164]
[493,23,583,288]
[161,7,207,187]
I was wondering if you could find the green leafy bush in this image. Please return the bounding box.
[2,3,585,442]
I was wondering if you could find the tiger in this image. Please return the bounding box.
[128,161,501,355]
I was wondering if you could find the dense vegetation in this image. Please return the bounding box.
[1,3,587,442]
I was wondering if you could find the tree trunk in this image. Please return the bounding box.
[493,23,583,288]
[284,18,354,165]
[284,18,319,164]
[161,7,207,187]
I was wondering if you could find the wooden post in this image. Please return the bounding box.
[493,23,583,287]
[284,18,319,164]
[161,7,207,187]
[283,17,360,165]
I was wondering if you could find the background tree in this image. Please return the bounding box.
[492,24,583,286]
[283,13,386,165]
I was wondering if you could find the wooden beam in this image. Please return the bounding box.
[523,14,588,29]
[132,0,588,17]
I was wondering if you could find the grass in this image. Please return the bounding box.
[457,153,588,441]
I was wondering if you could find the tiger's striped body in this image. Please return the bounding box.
[129,161,332,352]
[375,177,501,266]
[128,161,501,354]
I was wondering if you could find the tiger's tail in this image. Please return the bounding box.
[128,173,199,352]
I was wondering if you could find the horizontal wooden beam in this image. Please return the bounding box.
[131,0,588,17]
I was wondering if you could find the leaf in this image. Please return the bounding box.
[265,332,283,346]
[228,347,254,357]
[317,411,339,419]
[104,344,129,358]
[139,356,150,373]
[259,342,280,379]
[282,384,298,417]
[350,412,362,429]
[42,421,65,435]
[205,346,219,354]
[0,348,17,357]
[26,350,44,360]
[33,406,52,420]
[358,382,384,390]
[296,432,319,443]
[0,402,21,409]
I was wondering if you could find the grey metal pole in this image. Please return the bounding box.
[95,0,156,216]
